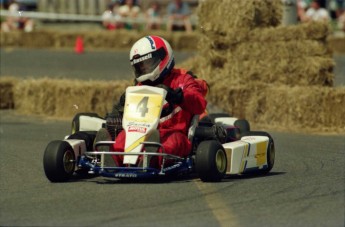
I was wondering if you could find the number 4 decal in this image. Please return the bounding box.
[136,96,149,117]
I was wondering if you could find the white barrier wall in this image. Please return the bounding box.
[37,0,111,15]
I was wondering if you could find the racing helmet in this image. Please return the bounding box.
[129,36,175,83]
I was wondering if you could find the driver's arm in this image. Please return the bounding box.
[178,75,207,115]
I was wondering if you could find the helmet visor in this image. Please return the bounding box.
[130,47,166,78]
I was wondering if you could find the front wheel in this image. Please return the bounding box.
[195,140,227,182]
[43,140,75,182]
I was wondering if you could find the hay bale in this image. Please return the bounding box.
[199,22,331,49]
[88,31,139,49]
[208,83,268,119]
[195,50,334,87]
[327,36,345,54]
[198,0,282,34]
[0,30,199,50]
[20,31,54,47]
[171,33,200,50]
[207,83,345,132]
[200,39,330,59]
[193,0,343,132]
[223,56,334,86]
[14,78,131,118]
[246,85,345,130]
[0,32,22,47]
[0,77,18,109]
[53,32,81,49]
[249,22,331,42]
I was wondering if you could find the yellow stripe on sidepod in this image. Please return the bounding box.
[225,148,232,173]
[239,143,249,173]
[255,141,268,166]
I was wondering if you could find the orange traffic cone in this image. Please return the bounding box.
[74,36,84,54]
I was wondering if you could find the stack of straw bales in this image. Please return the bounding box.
[0,30,199,51]
[10,78,131,118]
[192,0,344,132]
[0,77,17,109]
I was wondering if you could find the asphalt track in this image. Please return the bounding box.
[0,48,344,86]
[0,48,195,81]
[0,110,344,227]
[0,49,345,226]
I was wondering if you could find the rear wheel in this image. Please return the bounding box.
[195,140,227,182]
[234,119,250,135]
[43,140,75,182]
[241,131,275,174]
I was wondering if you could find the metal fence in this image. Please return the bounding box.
[36,0,199,15]
[37,0,112,15]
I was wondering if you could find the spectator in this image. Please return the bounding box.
[145,1,162,30]
[336,0,345,18]
[338,11,345,31]
[1,0,34,32]
[297,0,310,21]
[101,2,122,30]
[300,0,330,22]
[166,0,193,33]
[118,0,141,30]
[329,0,345,19]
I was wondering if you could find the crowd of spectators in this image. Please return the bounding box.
[101,0,194,32]
[1,0,344,33]
[297,0,345,31]
[0,0,195,33]
[103,0,345,33]
[1,0,34,32]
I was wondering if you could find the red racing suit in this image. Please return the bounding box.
[112,68,207,166]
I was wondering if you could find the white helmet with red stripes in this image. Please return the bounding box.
[129,36,175,83]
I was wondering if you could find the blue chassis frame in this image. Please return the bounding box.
[78,155,194,179]
[76,141,195,179]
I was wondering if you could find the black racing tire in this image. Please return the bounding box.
[241,131,275,174]
[234,119,250,135]
[71,112,101,134]
[195,140,227,182]
[43,140,75,182]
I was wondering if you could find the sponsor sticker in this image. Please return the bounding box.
[131,53,152,65]
[128,126,147,133]
[115,173,138,178]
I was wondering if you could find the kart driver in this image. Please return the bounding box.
[106,35,207,167]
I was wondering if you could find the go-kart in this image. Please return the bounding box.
[43,85,275,182]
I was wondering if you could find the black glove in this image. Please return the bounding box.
[111,92,125,114]
[157,84,184,104]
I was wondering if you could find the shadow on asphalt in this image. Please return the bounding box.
[65,171,286,184]
[223,171,286,182]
